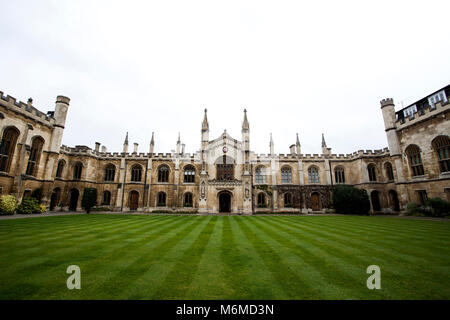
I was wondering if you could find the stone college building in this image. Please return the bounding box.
[0,85,449,214]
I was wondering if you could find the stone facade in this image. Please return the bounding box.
[0,85,449,214]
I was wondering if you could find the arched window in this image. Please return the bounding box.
[73,162,83,180]
[131,164,142,182]
[255,166,266,184]
[334,166,345,184]
[405,145,425,176]
[216,156,234,181]
[184,165,195,183]
[157,192,166,207]
[281,166,292,183]
[158,165,170,182]
[367,164,377,182]
[55,159,65,178]
[26,136,44,176]
[184,192,193,207]
[308,166,319,184]
[385,162,394,181]
[432,136,450,173]
[102,190,111,205]
[104,164,116,182]
[0,127,20,173]
[257,193,266,207]
[284,192,293,207]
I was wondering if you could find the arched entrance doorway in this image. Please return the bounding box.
[218,191,232,213]
[129,191,139,211]
[389,190,400,212]
[69,188,79,211]
[311,192,320,211]
[50,188,61,211]
[370,190,381,212]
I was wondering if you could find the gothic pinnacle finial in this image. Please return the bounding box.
[124,132,129,145]
[202,108,209,131]
[321,133,327,148]
[242,108,249,130]
[150,131,154,145]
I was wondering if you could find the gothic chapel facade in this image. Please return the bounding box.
[0,85,449,214]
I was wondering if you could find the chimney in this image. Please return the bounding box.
[181,143,185,155]
[27,98,33,107]
[133,143,138,153]
[289,144,296,155]
[95,142,100,152]
[101,146,107,153]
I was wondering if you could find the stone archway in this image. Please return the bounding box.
[389,190,400,212]
[370,190,381,212]
[218,191,232,213]
[50,188,61,211]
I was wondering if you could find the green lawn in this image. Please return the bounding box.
[0,214,449,300]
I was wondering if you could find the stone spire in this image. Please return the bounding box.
[123,132,129,153]
[176,132,181,154]
[269,133,274,155]
[242,108,249,131]
[296,133,301,154]
[321,133,327,148]
[321,133,331,155]
[149,132,155,154]
[202,108,209,131]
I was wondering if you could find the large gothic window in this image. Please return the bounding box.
[104,164,116,182]
[158,165,170,182]
[255,166,266,184]
[131,164,142,182]
[432,136,450,173]
[367,164,377,182]
[73,162,83,180]
[334,166,345,184]
[184,165,195,183]
[56,159,65,178]
[216,156,234,181]
[26,136,44,177]
[281,166,292,183]
[405,145,425,176]
[308,166,319,184]
[0,127,20,173]
[385,162,394,181]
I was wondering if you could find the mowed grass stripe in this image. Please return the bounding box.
[149,216,218,299]
[235,216,320,299]
[266,216,450,299]
[61,216,203,300]
[0,216,185,299]
[0,215,174,280]
[227,216,287,299]
[247,216,381,299]
[277,216,450,263]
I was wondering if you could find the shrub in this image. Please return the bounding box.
[0,195,17,215]
[81,188,97,213]
[406,202,422,216]
[332,185,370,215]
[17,197,41,214]
[39,204,47,213]
[425,198,450,217]
[31,188,43,203]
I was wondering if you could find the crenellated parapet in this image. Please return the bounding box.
[0,90,56,128]
[395,99,449,130]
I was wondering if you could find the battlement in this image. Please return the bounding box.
[396,99,449,130]
[380,98,394,108]
[0,90,56,127]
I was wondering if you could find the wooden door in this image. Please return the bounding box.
[129,191,139,211]
[311,193,320,211]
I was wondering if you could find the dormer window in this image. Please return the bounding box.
[428,90,447,109]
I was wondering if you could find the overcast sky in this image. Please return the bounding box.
[1,0,449,155]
